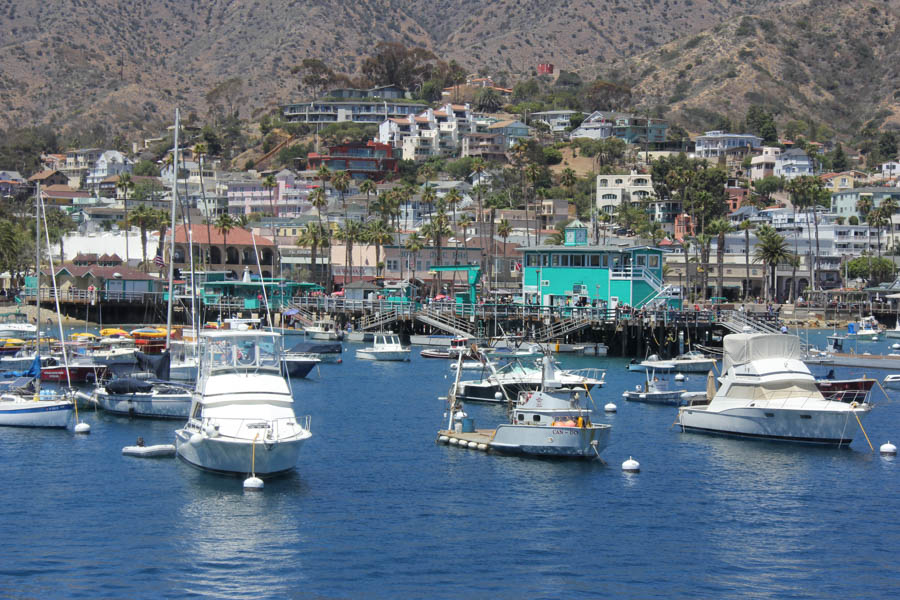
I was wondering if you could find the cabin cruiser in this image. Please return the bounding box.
[455,354,605,403]
[174,330,311,476]
[846,317,880,341]
[677,333,871,445]
[0,312,37,340]
[356,334,410,361]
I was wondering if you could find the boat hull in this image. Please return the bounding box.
[356,349,410,361]
[93,390,192,419]
[282,359,317,378]
[174,429,309,476]
[677,405,867,445]
[490,424,611,458]
[622,391,684,405]
[41,365,106,383]
[0,400,73,427]
[306,331,342,341]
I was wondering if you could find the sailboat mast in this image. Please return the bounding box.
[34,182,40,393]
[165,108,180,351]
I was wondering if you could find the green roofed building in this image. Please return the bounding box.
[520,220,673,309]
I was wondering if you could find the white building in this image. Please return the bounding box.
[569,111,615,140]
[531,110,578,134]
[774,148,815,180]
[749,146,781,182]
[378,103,475,161]
[881,161,900,180]
[694,131,763,159]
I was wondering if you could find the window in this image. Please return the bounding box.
[636,255,646,266]
[542,254,550,267]
[552,255,560,266]
[589,254,600,267]
[649,255,659,268]
[571,254,584,267]
[526,254,540,267]
[386,259,399,271]
[602,254,609,267]
[560,255,570,267]
[532,414,541,422]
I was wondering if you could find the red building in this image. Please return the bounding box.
[726,187,750,213]
[306,141,398,182]
[537,63,554,75]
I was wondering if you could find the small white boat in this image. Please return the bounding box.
[356,334,410,361]
[174,330,312,477]
[628,351,717,373]
[846,317,880,341]
[883,374,900,390]
[678,333,871,445]
[0,312,37,340]
[304,320,343,341]
[92,378,193,419]
[622,370,684,405]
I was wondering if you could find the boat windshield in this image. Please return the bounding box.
[202,333,282,374]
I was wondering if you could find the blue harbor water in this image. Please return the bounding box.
[1,330,899,598]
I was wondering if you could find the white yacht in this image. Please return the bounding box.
[0,312,37,340]
[677,333,871,445]
[846,317,880,341]
[456,354,605,403]
[356,334,410,361]
[628,351,717,373]
[174,330,312,476]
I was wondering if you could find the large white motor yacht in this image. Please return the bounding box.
[174,330,312,476]
[677,333,871,445]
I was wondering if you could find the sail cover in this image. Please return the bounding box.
[135,350,171,380]
[722,333,801,372]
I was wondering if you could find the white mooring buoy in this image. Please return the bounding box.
[674,373,685,382]
[622,456,640,473]
[74,422,91,434]
[880,441,897,456]
[243,476,264,491]
[892,343,900,350]
[468,441,478,449]
[604,402,617,413]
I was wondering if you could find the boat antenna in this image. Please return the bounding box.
[165,108,180,351]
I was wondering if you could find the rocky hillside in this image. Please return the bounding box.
[0,0,782,139]
[603,0,900,137]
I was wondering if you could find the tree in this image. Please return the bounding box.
[330,170,351,217]
[474,87,502,113]
[404,232,425,285]
[831,143,849,172]
[214,213,235,267]
[420,205,452,296]
[205,77,245,121]
[366,219,394,278]
[751,176,784,206]
[754,225,790,301]
[127,204,163,272]
[847,255,894,283]
[359,179,377,217]
[582,80,632,112]
[299,58,335,98]
[707,219,731,300]
[116,173,135,263]
[559,168,577,200]
[336,220,363,283]
[193,142,212,268]
[881,198,898,254]
[133,160,160,177]
[297,223,329,283]
[746,105,778,143]
[360,42,437,89]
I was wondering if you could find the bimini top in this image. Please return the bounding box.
[723,333,801,372]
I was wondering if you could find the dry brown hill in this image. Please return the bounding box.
[0,0,784,139]
[603,0,900,137]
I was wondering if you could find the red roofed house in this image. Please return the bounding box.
[169,224,277,278]
[28,170,68,187]
[41,253,159,302]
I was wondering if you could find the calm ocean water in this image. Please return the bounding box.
[1,330,899,599]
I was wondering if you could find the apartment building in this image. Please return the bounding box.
[694,131,763,160]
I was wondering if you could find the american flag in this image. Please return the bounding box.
[153,249,166,269]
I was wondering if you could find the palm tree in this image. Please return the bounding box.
[193,142,212,268]
[457,214,474,270]
[739,220,754,300]
[680,238,692,303]
[881,198,898,254]
[116,173,135,263]
[336,219,363,283]
[331,170,351,216]
[666,168,695,231]
[754,226,790,302]
[359,179,376,217]
[215,213,235,267]
[365,219,394,278]
[560,167,577,200]
[420,207,452,296]
[869,207,887,258]
[786,253,801,302]
[128,204,162,272]
[261,174,280,275]
[405,232,425,286]
[525,162,542,245]
[707,218,731,300]
[297,223,328,283]
[317,164,331,196]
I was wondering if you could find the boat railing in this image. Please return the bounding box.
[760,390,871,410]
[188,414,312,439]
[566,368,606,383]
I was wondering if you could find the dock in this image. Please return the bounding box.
[805,353,900,371]
[436,428,494,452]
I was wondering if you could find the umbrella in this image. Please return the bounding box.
[706,370,717,402]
